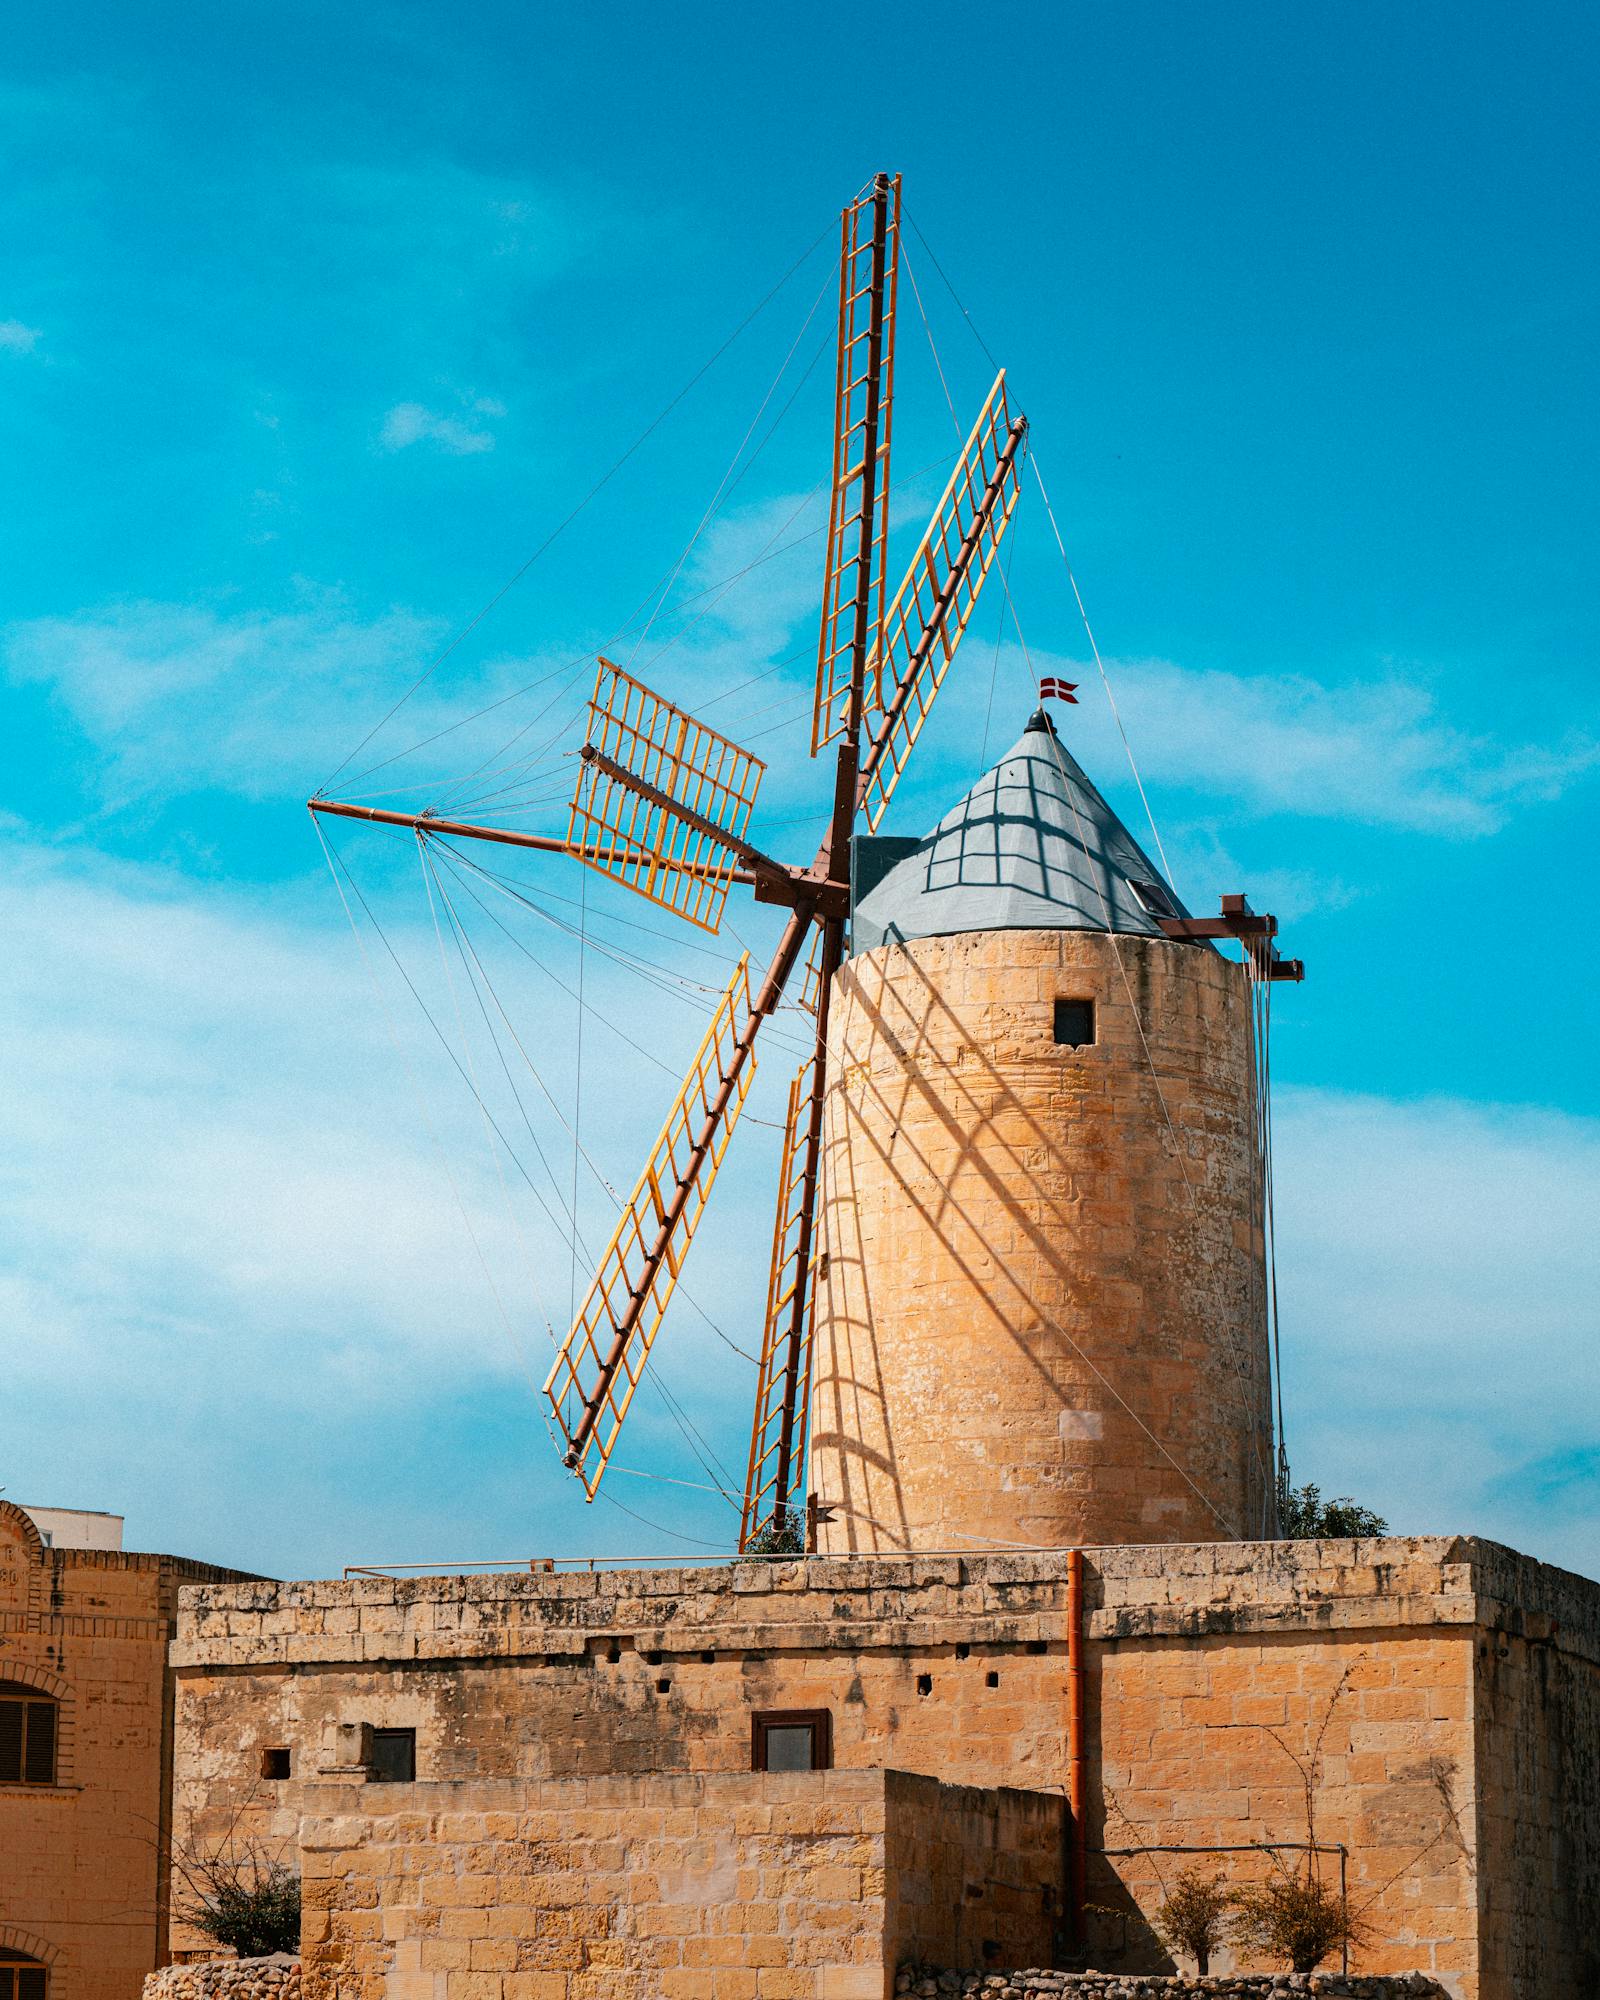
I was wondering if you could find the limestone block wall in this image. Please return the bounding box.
[295,1768,1061,2000]
[882,1780,1064,1974]
[1464,1544,1600,1995]
[810,930,1272,1554]
[0,1500,253,2000]
[168,1539,1600,1999]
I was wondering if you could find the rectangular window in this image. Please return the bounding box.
[0,1693,56,1786]
[1053,998,1095,1048]
[751,1710,832,1772]
[370,1727,416,1783]
[1,1962,48,2000]
[260,1747,292,1780]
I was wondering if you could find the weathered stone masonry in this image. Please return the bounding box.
[170,1536,1600,1998]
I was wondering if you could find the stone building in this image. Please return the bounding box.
[0,1500,253,2000]
[164,721,1600,1999]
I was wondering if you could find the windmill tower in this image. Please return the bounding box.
[810,710,1297,1553]
[310,171,1299,1556]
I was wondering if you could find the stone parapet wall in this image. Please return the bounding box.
[897,1975,1447,1998]
[143,1957,300,2000]
[173,1538,1569,1672]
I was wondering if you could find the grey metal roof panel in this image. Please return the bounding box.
[850,711,1192,954]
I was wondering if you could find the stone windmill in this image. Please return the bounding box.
[311,170,1300,1555]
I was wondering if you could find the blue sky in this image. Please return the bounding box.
[2,2,1596,1579]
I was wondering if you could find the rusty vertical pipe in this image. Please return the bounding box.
[1066,1548,1088,1951]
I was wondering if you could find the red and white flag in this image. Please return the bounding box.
[1039,676,1079,704]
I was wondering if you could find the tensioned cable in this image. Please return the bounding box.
[625,264,835,670]
[419,841,557,1337]
[611,1465,742,1503]
[418,852,776,1416]
[323,816,760,1500]
[568,856,587,1331]
[318,221,833,799]
[904,216,1179,896]
[311,819,541,1395]
[1029,452,1179,894]
[425,844,769,1364]
[596,1488,731,1548]
[424,844,596,1257]
[339,827,609,1269]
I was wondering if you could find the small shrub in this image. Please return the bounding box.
[744,1515,805,1556]
[1153,1865,1230,1974]
[1280,1481,1388,1539]
[183,1861,301,1958]
[1230,1869,1366,1973]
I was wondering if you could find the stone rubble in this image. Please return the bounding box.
[143,1955,301,2000]
[894,1971,1448,1998]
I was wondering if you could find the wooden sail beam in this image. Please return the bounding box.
[739,911,844,1550]
[857,394,1029,830]
[812,172,899,755]
[547,905,818,1485]
[306,797,761,885]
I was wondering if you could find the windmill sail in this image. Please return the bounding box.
[544,953,758,1495]
[859,372,1027,830]
[567,658,766,933]
[740,1051,824,1548]
[812,175,900,754]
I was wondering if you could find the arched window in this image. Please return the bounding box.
[0,1952,47,2000]
[0,1682,57,1786]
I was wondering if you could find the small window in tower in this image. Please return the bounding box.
[260,1747,292,1780]
[1127,878,1177,919]
[1053,998,1095,1048]
[370,1727,416,1783]
[751,1710,832,1772]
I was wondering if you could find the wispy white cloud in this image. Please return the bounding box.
[909,642,1599,841]
[0,318,41,353]
[1274,1086,1600,1575]
[1062,657,1598,836]
[1,593,565,802]
[380,396,502,456]
[0,832,788,1565]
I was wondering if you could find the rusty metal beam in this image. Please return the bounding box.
[307,796,761,885]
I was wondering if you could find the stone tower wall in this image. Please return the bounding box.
[0,1500,254,2000]
[808,928,1272,1553]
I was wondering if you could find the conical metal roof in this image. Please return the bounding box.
[850,710,1192,954]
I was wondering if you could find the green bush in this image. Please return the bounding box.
[183,1862,301,1958]
[744,1515,805,1555]
[1279,1481,1388,1539]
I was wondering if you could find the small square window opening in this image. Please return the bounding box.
[1127,878,1178,920]
[1053,999,1095,1048]
[260,1747,291,1781]
[751,1709,832,1772]
[370,1727,416,1783]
